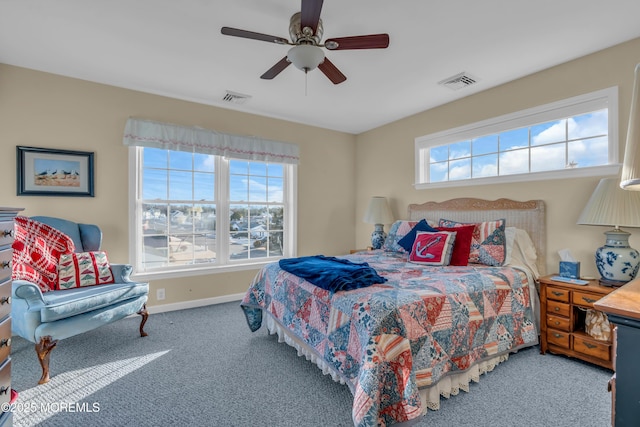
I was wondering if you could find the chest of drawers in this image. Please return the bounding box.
[0,207,23,427]
[539,275,615,370]
[594,279,640,426]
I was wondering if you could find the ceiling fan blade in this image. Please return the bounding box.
[318,58,346,85]
[324,34,390,50]
[300,0,324,35]
[261,57,292,80]
[221,27,289,44]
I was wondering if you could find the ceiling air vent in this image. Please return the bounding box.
[438,72,478,91]
[222,90,251,105]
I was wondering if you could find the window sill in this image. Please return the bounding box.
[413,164,621,190]
[131,258,280,281]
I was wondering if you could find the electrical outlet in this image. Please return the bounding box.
[157,288,165,301]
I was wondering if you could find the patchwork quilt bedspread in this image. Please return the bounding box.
[241,250,538,427]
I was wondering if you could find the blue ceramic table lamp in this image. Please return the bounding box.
[578,177,640,286]
[363,196,394,250]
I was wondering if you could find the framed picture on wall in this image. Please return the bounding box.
[16,146,95,197]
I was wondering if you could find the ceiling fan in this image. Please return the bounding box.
[220,0,389,84]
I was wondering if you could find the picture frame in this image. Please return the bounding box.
[17,146,95,197]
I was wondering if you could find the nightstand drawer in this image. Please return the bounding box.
[572,291,600,308]
[547,329,570,348]
[546,287,570,302]
[574,335,611,361]
[547,314,572,332]
[547,300,570,317]
[539,275,614,370]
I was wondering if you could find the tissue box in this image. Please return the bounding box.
[559,261,580,279]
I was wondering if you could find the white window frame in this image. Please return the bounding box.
[128,147,297,281]
[414,87,620,189]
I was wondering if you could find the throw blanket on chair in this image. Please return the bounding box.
[279,255,387,292]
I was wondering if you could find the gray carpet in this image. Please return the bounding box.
[9,301,612,427]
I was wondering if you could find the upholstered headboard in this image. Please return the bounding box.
[408,198,546,276]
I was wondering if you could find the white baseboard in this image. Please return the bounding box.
[146,293,245,314]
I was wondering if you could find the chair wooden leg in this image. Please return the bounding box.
[138,304,149,337]
[35,336,57,385]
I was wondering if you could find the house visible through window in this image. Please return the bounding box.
[134,148,294,276]
[124,118,298,278]
[415,87,620,188]
[228,159,285,261]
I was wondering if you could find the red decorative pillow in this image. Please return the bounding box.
[57,251,115,290]
[12,216,75,292]
[436,225,475,266]
[409,231,456,265]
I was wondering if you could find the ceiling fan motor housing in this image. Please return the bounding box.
[289,12,322,45]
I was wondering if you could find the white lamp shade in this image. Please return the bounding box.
[287,45,325,71]
[620,63,640,190]
[363,197,394,225]
[578,177,640,227]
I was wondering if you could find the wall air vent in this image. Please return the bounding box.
[222,90,251,104]
[438,72,478,91]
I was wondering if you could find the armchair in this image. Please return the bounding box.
[11,216,149,384]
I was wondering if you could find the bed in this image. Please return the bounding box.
[240,198,546,426]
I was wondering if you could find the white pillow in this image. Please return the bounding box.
[504,228,539,279]
[503,227,517,266]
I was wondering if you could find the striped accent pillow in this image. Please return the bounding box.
[57,251,115,290]
[438,218,507,266]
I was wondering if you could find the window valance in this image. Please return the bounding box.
[123,118,300,164]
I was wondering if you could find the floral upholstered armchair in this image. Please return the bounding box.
[11,216,149,384]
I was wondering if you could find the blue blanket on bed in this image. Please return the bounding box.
[279,255,387,292]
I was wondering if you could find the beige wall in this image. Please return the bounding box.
[3,36,640,307]
[356,37,640,279]
[0,64,356,307]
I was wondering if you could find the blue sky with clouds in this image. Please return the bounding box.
[429,109,608,181]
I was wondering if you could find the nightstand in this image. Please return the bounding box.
[539,274,615,370]
[350,247,373,254]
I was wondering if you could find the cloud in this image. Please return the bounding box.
[430,110,609,180]
[231,178,283,202]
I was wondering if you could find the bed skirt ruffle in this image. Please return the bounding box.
[264,312,510,419]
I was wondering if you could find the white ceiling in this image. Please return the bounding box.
[2,1,640,134]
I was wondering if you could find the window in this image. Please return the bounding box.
[415,87,620,188]
[228,159,287,262]
[125,119,298,278]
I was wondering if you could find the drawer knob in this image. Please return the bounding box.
[554,307,560,311]
[552,291,564,297]
[584,342,597,349]
[0,297,10,305]
[582,296,597,304]
[1,229,12,238]
[0,338,11,348]
[553,333,563,338]
[554,321,560,326]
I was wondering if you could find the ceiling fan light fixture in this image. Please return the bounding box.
[287,45,324,72]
